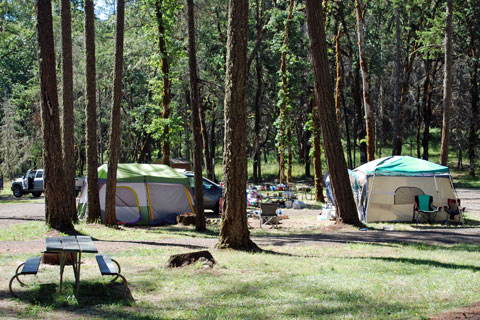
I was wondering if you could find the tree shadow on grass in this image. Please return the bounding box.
[353,256,480,272]
[9,281,133,309]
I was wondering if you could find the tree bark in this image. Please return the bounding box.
[311,97,324,203]
[35,0,74,232]
[278,0,294,184]
[440,0,453,165]
[60,0,77,223]
[421,59,438,160]
[391,5,402,156]
[252,0,263,184]
[253,51,262,184]
[155,0,172,166]
[354,0,374,162]
[353,63,366,165]
[105,0,125,226]
[306,0,361,226]
[334,27,342,128]
[200,97,213,180]
[209,99,216,181]
[217,0,259,251]
[468,20,479,176]
[186,0,205,231]
[85,0,101,223]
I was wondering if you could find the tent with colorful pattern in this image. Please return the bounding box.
[78,163,195,225]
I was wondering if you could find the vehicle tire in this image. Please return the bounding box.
[213,201,220,215]
[32,192,42,198]
[12,186,23,198]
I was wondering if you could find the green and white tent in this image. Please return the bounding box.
[78,163,195,225]
[353,156,456,223]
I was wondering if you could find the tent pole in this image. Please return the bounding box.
[364,173,376,223]
[448,174,459,203]
[433,174,440,204]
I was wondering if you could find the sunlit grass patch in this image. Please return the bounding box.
[2,218,480,319]
[0,221,47,241]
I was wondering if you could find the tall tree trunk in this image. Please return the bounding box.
[440,0,453,165]
[209,99,216,181]
[253,52,262,184]
[278,0,294,184]
[105,0,125,226]
[287,127,292,183]
[35,0,74,232]
[306,0,361,226]
[311,97,325,203]
[200,97,213,180]
[155,0,171,166]
[391,5,402,156]
[186,0,205,231]
[341,92,353,168]
[468,28,479,176]
[415,83,422,158]
[183,86,191,161]
[421,59,433,160]
[217,0,259,251]
[354,0,375,162]
[334,27,342,128]
[353,63,366,165]
[60,0,77,223]
[85,0,100,223]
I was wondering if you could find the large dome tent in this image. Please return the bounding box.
[77,163,195,225]
[353,156,457,223]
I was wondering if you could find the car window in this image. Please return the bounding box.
[36,171,43,179]
[203,181,212,190]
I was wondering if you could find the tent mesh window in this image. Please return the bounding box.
[394,187,424,205]
[115,187,138,207]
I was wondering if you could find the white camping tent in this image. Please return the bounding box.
[353,156,457,223]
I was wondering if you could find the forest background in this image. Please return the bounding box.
[0,0,479,185]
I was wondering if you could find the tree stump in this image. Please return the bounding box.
[42,252,77,265]
[166,250,216,268]
[176,212,196,225]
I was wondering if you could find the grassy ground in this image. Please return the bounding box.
[2,220,480,319]
[0,181,44,204]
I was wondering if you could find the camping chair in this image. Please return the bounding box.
[259,202,279,228]
[413,195,440,223]
[445,198,465,225]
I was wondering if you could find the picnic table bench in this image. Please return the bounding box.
[9,236,127,297]
[9,256,41,297]
[95,254,128,293]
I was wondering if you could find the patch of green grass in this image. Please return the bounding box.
[0,181,45,203]
[3,222,480,319]
[0,221,47,241]
[74,222,220,241]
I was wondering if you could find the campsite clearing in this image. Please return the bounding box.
[0,189,479,319]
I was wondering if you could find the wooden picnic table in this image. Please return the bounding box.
[45,235,98,293]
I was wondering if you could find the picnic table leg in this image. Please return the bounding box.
[59,252,66,293]
[75,252,81,293]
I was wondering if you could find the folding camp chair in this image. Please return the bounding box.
[259,202,279,228]
[413,195,440,223]
[445,198,465,225]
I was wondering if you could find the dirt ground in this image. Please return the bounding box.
[0,188,479,319]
